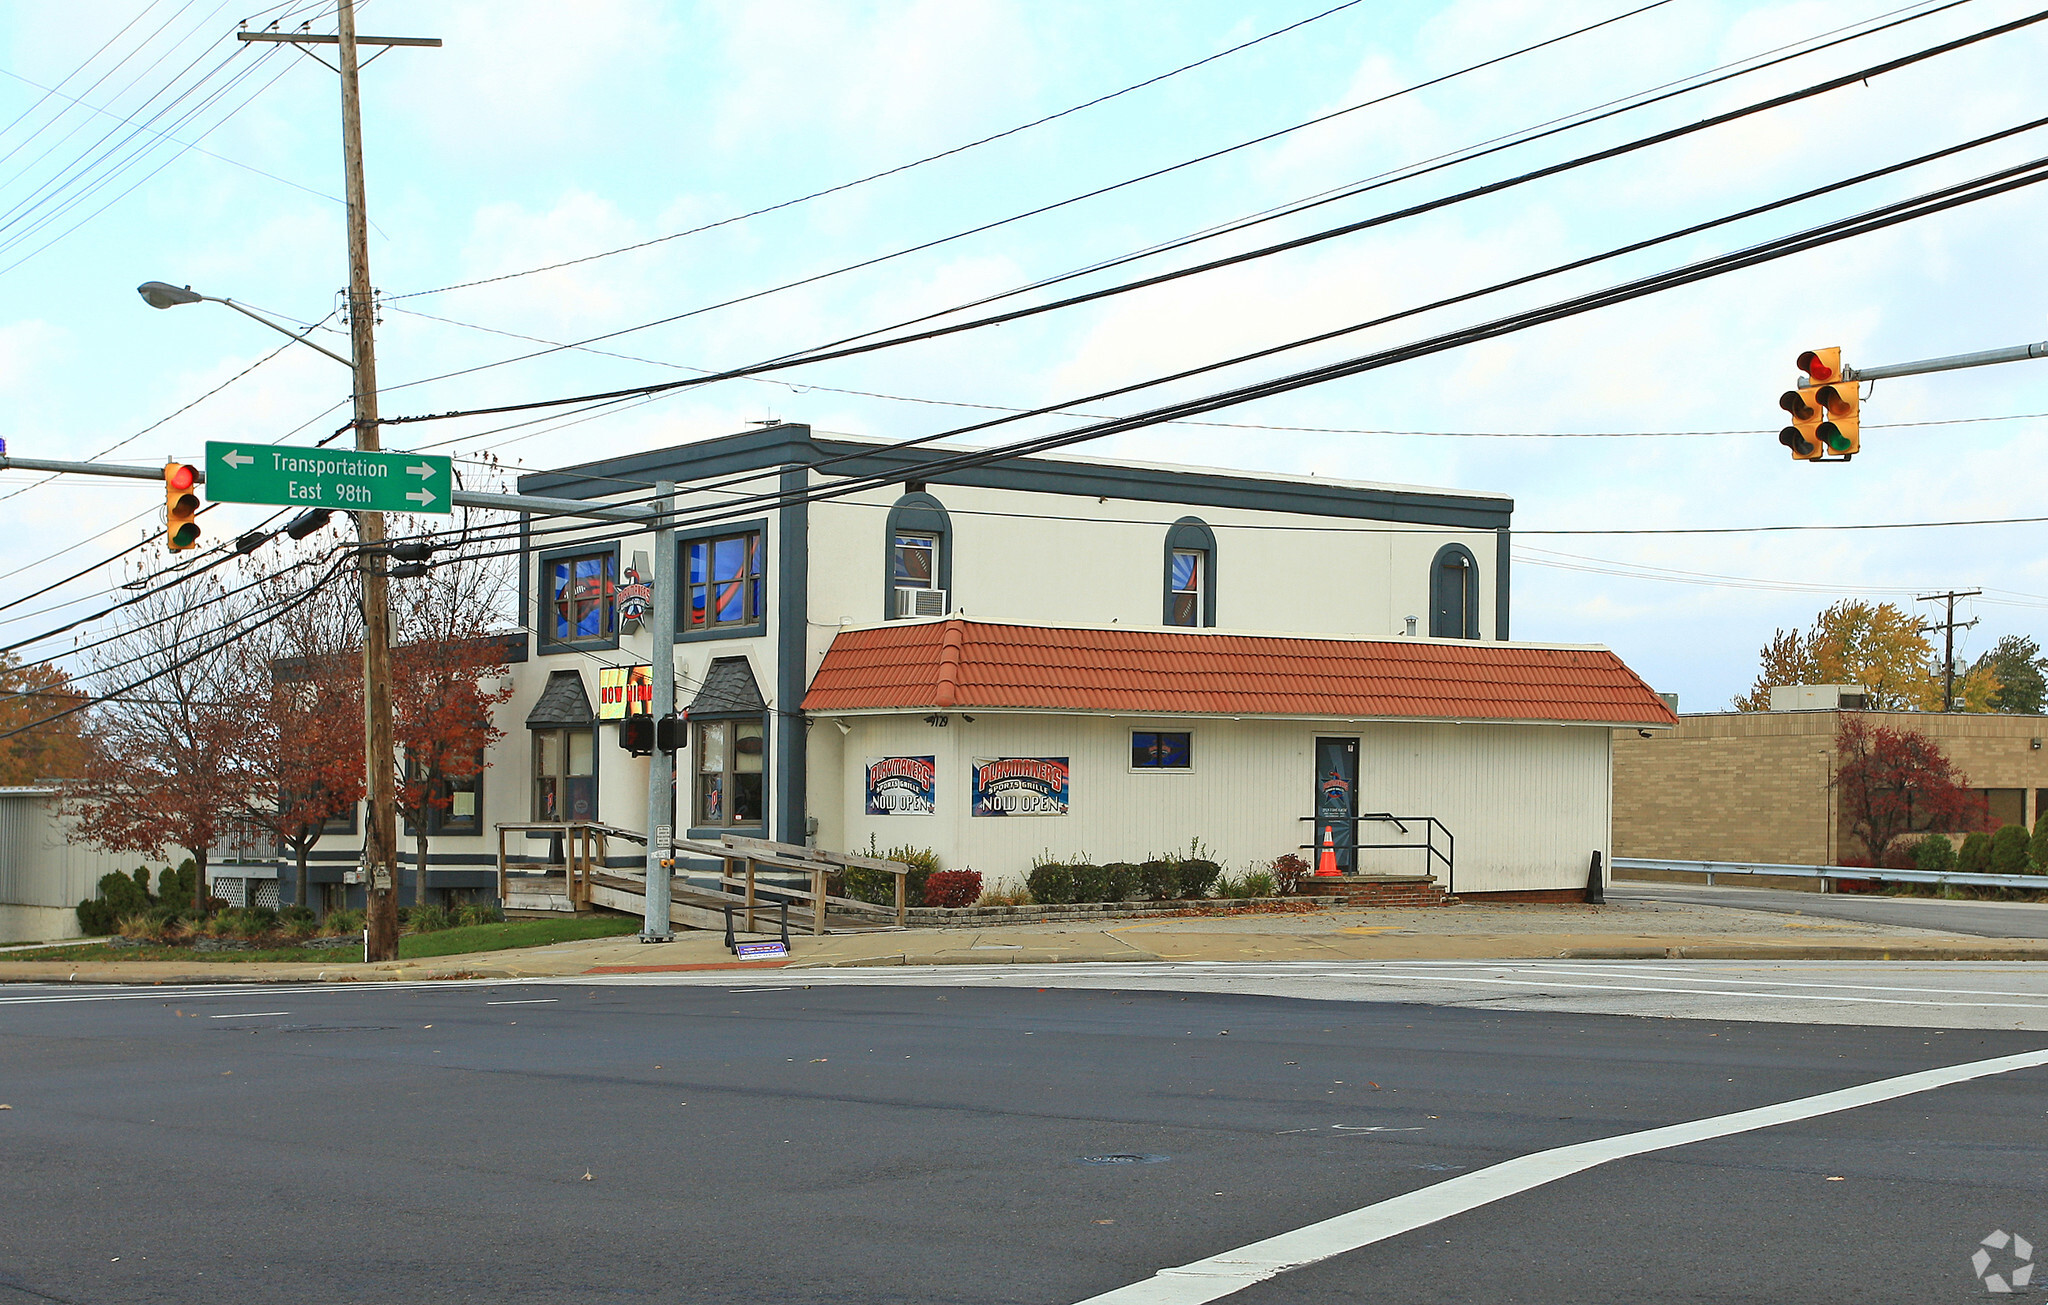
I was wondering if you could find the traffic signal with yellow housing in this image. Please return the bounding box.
[1779,347,1855,461]
[164,462,201,550]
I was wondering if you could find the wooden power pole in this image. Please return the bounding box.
[1917,589,1982,713]
[239,8,438,961]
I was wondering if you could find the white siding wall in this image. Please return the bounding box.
[0,790,153,941]
[825,714,1608,895]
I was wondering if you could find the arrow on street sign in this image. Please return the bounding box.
[204,442,453,515]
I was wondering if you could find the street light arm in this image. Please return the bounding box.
[209,297,355,369]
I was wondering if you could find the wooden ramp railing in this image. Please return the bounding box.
[494,823,643,911]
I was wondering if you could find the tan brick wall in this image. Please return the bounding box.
[1613,710,2048,865]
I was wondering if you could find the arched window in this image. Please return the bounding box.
[1163,517,1217,627]
[1429,543,1480,639]
[884,491,952,619]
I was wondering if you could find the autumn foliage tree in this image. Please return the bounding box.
[0,651,89,784]
[1737,600,1997,712]
[387,500,514,909]
[1833,717,1987,866]
[64,568,262,912]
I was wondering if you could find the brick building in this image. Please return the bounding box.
[1612,699,2048,866]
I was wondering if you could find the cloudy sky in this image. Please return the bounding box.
[3,0,2046,710]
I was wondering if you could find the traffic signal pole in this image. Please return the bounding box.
[1845,338,2048,382]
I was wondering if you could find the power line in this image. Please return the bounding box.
[361,0,1971,408]
[373,8,2046,437]
[385,0,1638,303]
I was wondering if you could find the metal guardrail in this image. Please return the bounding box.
[1612,857,2048,891]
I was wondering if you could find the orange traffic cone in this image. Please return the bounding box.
[1315,826,1340,876]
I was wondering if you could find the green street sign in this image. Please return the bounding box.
[204,442,452,515]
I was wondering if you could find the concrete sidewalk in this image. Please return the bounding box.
[4,894,2046,985]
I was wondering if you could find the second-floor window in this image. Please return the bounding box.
[686,531,764,629]
[1168,550,1204,626]
[895,533,936,589]
[548,552,615,643]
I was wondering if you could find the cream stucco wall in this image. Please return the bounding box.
[815,712,1610,895]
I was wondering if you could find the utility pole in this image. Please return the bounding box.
[1917,589,1982,713]
[239,9,438,961]
[643,482,677,943]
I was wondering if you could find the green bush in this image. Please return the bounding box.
[1990,824,2032,874]
[1137,860,1177,899]
[2032,814,2048,872]
[1026,863,1074,905]
[157,860,200,908]
[1176,859,1223,898]
[278,904,316,926]
[75,898,117,936]
[1101,863,1138,903]
[1912,835,1957,872]
[404,904,453,933]
[1066,863,1109,903]
[326,908,366,935]
[1240,869,1277,898]
[457,900,503,927]
[1958,831,1995,873]
[77,867,158,934]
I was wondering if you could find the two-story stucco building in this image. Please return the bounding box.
[303,422,1673,905]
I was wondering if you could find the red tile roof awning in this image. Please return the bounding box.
[802,620,1677,727]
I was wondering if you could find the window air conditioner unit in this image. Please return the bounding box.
[896,586,947,618]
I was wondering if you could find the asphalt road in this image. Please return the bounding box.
[1612,879,2048,939]
[2,973,2043,1304]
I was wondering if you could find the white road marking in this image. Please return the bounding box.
[485,999,558,1006]
[1395,961,2048,999]
[0,979,519,1007]
[1319,971,2048,1011]
[206,1011,289,1019]
[1074,1046,2048,1304]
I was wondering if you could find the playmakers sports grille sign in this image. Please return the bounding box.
[865,756,936,816]
[971,757,1069,817]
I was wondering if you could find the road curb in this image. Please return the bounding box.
[1564,944,2048,961]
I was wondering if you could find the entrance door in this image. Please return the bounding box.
[1313,737,1358,874]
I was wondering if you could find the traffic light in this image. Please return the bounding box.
[656,714,686,754]
[164,462,201,550]
[1779,347,1855,461]
[1815,378,1860,455]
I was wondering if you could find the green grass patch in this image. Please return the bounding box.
[13,914,642,965]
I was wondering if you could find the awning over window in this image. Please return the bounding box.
[688,656,766,717]
[526,668,593,728]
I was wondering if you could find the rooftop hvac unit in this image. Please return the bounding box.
[895,586,947,618]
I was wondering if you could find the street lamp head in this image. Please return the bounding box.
[136,281,203,309]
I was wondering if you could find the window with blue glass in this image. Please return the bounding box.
[685,530,764,630]
[1168,550,1204,626]
[1131,730,1192,770]
[548,552,616,642]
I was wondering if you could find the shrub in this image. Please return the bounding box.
[841,864,900,907]
[1269,853,1311,896]
[1214,875,1244,900]
[1240,869,1277,898]
[75,898,117,936]
[1958,831,1994,873]
[457,900,503,927]
[921,869,983,908]
[1990,824,2032,874]
[1066,864,1109,903]
[404,904,452,934]
[1026,863,1074,906]
[278,904,316,926]
[1913,835,1958,872]
[975,885,1032,907]
[1878,839,1918,870]
[1137,859,1177,900]
[1101,863,1138,903]
[326,908,366,935]
[157,859,200,909]
[2032,813,2048,872]
[1175,859,1223,898]
[850,840,939,907]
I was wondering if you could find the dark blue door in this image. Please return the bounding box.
[1314,737,1357,874]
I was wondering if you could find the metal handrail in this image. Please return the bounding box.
[1613,856,2048,891]
[1300,814,1454,893]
